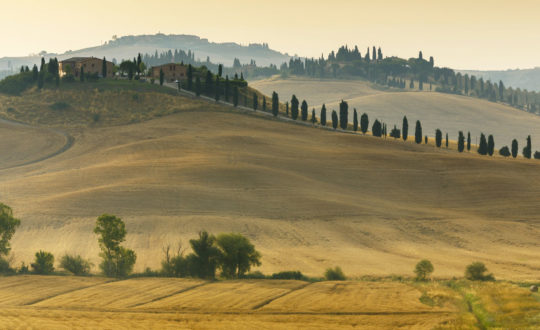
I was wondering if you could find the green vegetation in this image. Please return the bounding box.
[414,120,422,144]
[465,262,495,281]
[60,254,93,276]
[31,250,55,275]
[216,233,261,279]
[414,259,434,281]
[324,266,346,281]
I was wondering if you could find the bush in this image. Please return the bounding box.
[534,151,540,159]
[0,72,35,95]
[324,266,346,281]
[17,262,30,274]
[499,146,511,157]
[242,271,267,279]
[465,262,494,281]
[414,259,434,281]
[0,257,14,274]
[61,74,75,83]
[31,250,55,275]
[271,271,306,280]
[161,244,191,278]
[60,254,92,275]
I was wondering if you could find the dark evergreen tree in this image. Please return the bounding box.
[339,100,348,129]
[499,146,511,157]
[301,100,308,121]
[187,64,193,90]
[253,93,258,110]
[214,77,220,101]
[102,57,107,78]
[262,96,266,111]
[409,79,414,89]
[414,120,422,144]
[487,135,495,156]
[272,91,279,117]
[205,71,213,95]
[478,133,488,155]
[224,76,230,101]
[372,120,382,137]
[291,95,299,120]
[331,110,338,129]
[523,135,532,159]
[32,65,38,81]
[424,135,428,144]
[40,57,45,72]
[353,109,358,132]
[233,86,239,107]
[218,64,223,77]
[402,116,408,141]
[390,125,401,139]
[435,129,442,147]
[446,133,449,148]
[320,105,327,126]
[360,113,369,134]
[467,132,471,151]
[311,109,317,124]
[195,76,201,96]
[159,68,164,86]
[37,71,44,89]
[286,102,289,116]
[511,139,518,158]
[458,131,465,152]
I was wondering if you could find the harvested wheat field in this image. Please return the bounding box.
[0,91,539,281]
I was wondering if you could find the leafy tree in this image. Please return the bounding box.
[331,110,338,129]
[414,120,422,144]
[301,100,308,121]
[372,119,382,137]
[339,100,348,129]
[233,87,239,107]
[291,95,299,120]
[195,76,201,96]
[324,266,346,280]
[187,64,193,90]
[523,135,532,159]
[32,251,55,275]
[94,214,137,277]
[159,68,164,86]
[352,109,358,132]
[253,92,258,110]
[512,139,518,158]
[189,231,221,279]
[465,262,494,281]
[414,259,434,281]
[0,203,21,257]
[435,129,442,147]
[499,146,511,157]
[478,133,488,155]
[402,116,408,141]
[487,135,495,156]
[102,57,107,78]
[320,104,327,126]
[60,254,92,275]
[458,131,465,152]
[311,109,317,124]
[216,233,261,278]
[161,243,189,277]
[271,91,279,117]
[467,132,471,151]
[360,113,369,134]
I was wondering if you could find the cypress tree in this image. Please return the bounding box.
[128,67,133,80]
[32,65,39,81]
[353,109,358,132]
[253,93,258,110]
[467,132,471,151]
[360,113,369,134]
[478,133,488,155]
[37,71,44,89]
[40,57,45,72]
[511,139,518,158]
[262,96,266,111]
[80,67,85,82]
[215,77,220,102]
[446,133,449,148]
[331,110,338,129]
[409,79,414,89]
[424,135,428,144]
[402,116,408,141]
[320,104,327,126]
[218,64,223,77]
[372,120,382,137]
[101,57,107,78]
[187,65,193,90]
[311,109,317,124]
[414,120,422,144]
[291,95,299,120]
[339,100,348,130]
[159,68,164,86]
[233,86,239,107]
[487,135,495,156]
[195,76,201,96]
[272,91,279,117]
[301,100,308,121]
[523,135,532,159]
[286,102,289,116]
[205,71,213,95]
[435,129,442,147]
[222,75,230,101]
[458,131,465,152]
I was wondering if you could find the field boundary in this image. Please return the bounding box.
[251,282,312,310]
[24,280,115,306]
[128,281,209,308]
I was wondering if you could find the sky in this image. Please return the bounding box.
[1,0,540,70]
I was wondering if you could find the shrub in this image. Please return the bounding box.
[61,74,75,83]
[414,259,434,281]
[60,254,92,275]
[0,72,35,95]
[0,257,13,274]
[465,262,494,281]
[32,250,55,275]
[243,271,267,279]
[271,271,306,280]
[161,244,191,278]
[324,266,346,281]
[17,262,30,274]
[534,151,540,159]
[499,146,511,157]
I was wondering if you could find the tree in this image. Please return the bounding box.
[324,266,346,280]
[458,131,465,152]
[478,133,488,155]
[253,92,258,110]
[352,109,358,132]
[465,262,494,281]
[159,68,164,86]
[285,102,289,116]
[499,146,511,157]
[80,67,85,82]
[218,64,223,77]
[271,91,279,117]
[37,71,44,89]
[262,96,266,111]
[187,64,193,90]
[224,76,230,101]
[94,214,137,277]
[32,65,38,81]
[487,135,495,156]
[339,100,348,129]
[233,87,239,107]
[389,125,400,139]
[216,233,261,278]
[512,139,518,158]
[414,259,434,281]
[0,203,21,257]
[60,254,92,276]
[523,135,532,159]
[189,231,221,279]
[372,119,382,137]
[331,110,338,129]
[435,129,442,147]
[290,95,300,120]
[424,135,428,144]
[301,100,308,121]
[311,109,317,124]
[467,132,471,151]
[205,71,213,95]
[402,116,408,141]
[360,113,369,134]
[214,76,220,101]
[195,76,201,96]
[414,120,422,144]
[31,251,54,275]
[102,57,107,78]
[320,104,327,126]
[446,133,449,148]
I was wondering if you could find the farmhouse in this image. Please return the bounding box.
[59,57,114,78]
[151,63,187,82]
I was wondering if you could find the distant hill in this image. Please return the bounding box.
[459,67,540,92]
[0,33,291,73]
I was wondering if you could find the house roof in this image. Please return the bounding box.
[151,63,186,69]
[61,57,112,64]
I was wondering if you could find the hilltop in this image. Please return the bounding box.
[459,67,540,92]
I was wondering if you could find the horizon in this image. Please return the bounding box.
[2,0,540,71]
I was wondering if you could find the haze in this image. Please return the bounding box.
[2,0,540,70]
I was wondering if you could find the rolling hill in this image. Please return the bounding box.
[459,67,540,92]
[0,83,539,281]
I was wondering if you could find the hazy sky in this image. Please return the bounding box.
[2,0,539,70]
